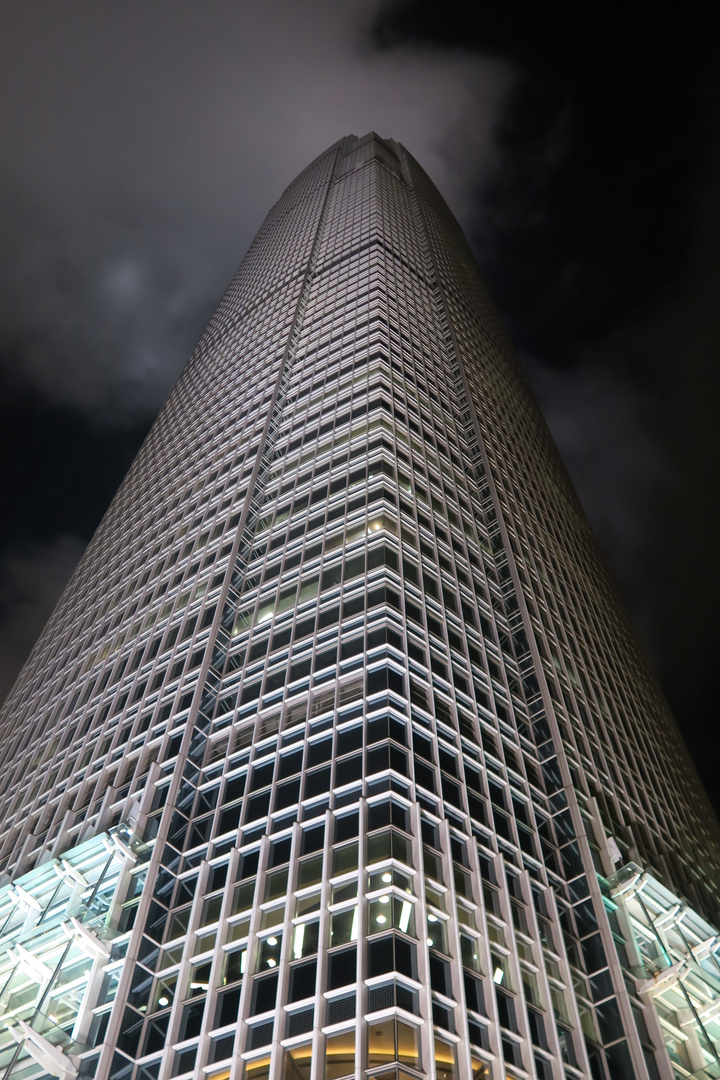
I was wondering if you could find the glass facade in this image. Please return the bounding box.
[1,132,719,1080]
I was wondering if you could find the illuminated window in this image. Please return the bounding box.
[367,1017,421,1070]
[324,1029,356,1080]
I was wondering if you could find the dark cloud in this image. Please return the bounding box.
[0,536,86,702]
[374,1,720,364]
[0,365,153,549]
[523,355,671,662]
[0,365,153,699]
[0,0,511,419]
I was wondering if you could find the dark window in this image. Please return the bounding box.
[216,987,241,1027]
[269,838,292,866]
[250,973,278,1015]
[223,774,246,803]
[335,812,359,842]
[335,754,363,786]
[246,790,271,821]
[430,953,452,996]
[274,777,301,810]
[582,934,608,974]
[142,1015,169,1056]
[367,714,407,746]
[369,800,411,833]
[414,759,436,792]
[464,972,484,1014]
[495,989,517,1032]
[224,951,244,985]
[413,731,434,761]
[527,1007,547,1050]
[596,998,624,1043]
[117,1008,143,1057]
[327,947,357,989]
[367,934,417,980]
[288,960,317,1002]
[301,824,325,854]
[208,863,227,891]
[367,934,393,977]
[279,749,303,778]
[422,819,441,849]
[238,850,259,880]
[307,738,332,767]
[304,766,331,799]
[366,666,405,697]
[180,1000,205,1040]
[315,645,337,670]
[438,747,459,777]
[451,836,469,868]
[367,742,409,777]
[249,761,274,792]
[218,803,242,834]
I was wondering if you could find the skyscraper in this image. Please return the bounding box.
[1,131,719,1080]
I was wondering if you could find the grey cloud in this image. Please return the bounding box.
[0,0,512,421]
[522,354,671,664]
[0,536,86,704]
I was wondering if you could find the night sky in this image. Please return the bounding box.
[1,3,719,809]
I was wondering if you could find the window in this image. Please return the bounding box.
[264,868,288,901]
[256,934,282,971]
[427,913,448,952]
[332,843,358,875]
[367,934,417,980]
[297,854,323,888]
[368,895,415,937]
[292,920,319,959]
[330,907,358,945]
[216,986,241,1027]
[244,1055,271,1080]
[434,1036,458,1080]
[222,949,246,985]
[367,1018,420,1070]
[464,972,485,1015]
[327,946,357,989]
[495,988,517,1032]
[367,829,411,866]
[282,1045,312,1080]
[368,799,411,833]
[288,960,316,1002]
[324,1030,356,1080]
[250,973,278,1015]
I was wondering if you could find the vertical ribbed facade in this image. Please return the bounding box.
[1,133,719,1080]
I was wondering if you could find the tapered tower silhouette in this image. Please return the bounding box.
[1,134,719,1080]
